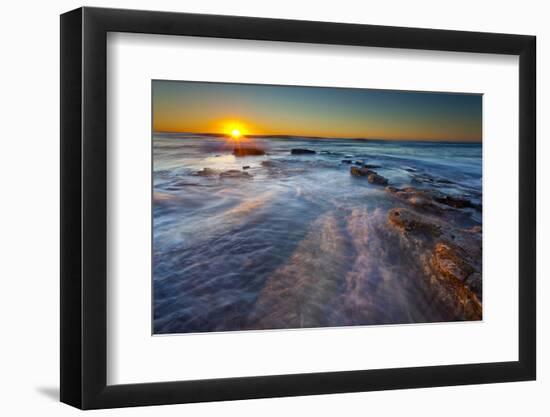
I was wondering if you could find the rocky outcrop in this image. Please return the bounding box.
[433,194,480,210]
[195,168,218,177]
[386,186,444,213]
[219,169,253,179]
[387,207,482,319]
[433,242,475,282]
[388,208,442,236]
[233,147,265,156]
[290,148,316,155]
[350,166,388,185]
[350,166,376,177]
[367,173,388,185]
[386,185,481,213]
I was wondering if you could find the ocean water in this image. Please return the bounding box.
[153,133,482,334]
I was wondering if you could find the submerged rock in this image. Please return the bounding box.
[386,186,443,213]
[363,164,381,169]
[219,170,253,179]
[433,194,480,210]
[242,165,250,170]
[290,148,316,155]
[350,166,376,177]
[386,186,481,214]
[195,167,218,177]
[388,208,442,236]
[367,173,388,185]
[411,173,458,187]
[341,159,353,164]
[233,147,265,157]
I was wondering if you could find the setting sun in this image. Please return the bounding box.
[231,129,242,139]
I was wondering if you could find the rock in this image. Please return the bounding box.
[233,147,265,156]
[367,173,388,185]
[388,208,442,236]
[387,204,482,320]
[341,159,353,164]
[290,148,316,155]
[242,165,250,170]
[430,243,482,316]
[219,170,253,179]
[350,166,376,177]
[411,173,435,184]
[433,194,479,210]
[386,186,483,215]
[195,168,218,177]
[466,225,482,234]
[432,243,474,282]
[261,160,277,167]
[363,164,381,169]
[411,172,457,187]
[385,186,443,213]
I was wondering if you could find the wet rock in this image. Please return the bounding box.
[466,225,482,234]
[411,173,457,187]
[195,168,218,177]
[242,165,250,170]
[433,243,474,282]
[411,173,435,184]
[385,186,443,213]
[363,164,381,169]
[386,185,482,215]
[233,147,265,157]
[219,170,253,179]
[367,173,388,185]
[388,208,441,236]
[387,203,482,320]
[430,243,482,316]
[341,159,353,164]
[433,194,480,210]
[350,166,376,177]
[261,160,277,167]
[291,148,316,155]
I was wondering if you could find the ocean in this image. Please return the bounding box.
[152,133,482,334]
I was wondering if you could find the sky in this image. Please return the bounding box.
[152,80,482,142]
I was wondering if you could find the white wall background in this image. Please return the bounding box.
[0,0,546,415]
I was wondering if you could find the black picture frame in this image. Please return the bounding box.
[60,6,536,410]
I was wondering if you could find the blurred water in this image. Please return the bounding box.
[153,133,482,334]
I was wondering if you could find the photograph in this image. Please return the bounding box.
[152,80,483,335]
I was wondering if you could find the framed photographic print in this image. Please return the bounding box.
[60,7,536,409]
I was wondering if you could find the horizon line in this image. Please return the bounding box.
[153,130,482,144]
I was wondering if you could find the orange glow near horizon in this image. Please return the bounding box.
[220,120,253,138]
[152,81,483,142]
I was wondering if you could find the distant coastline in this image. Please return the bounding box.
[153,131,482,145]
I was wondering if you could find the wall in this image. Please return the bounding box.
[0,0,546,415]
